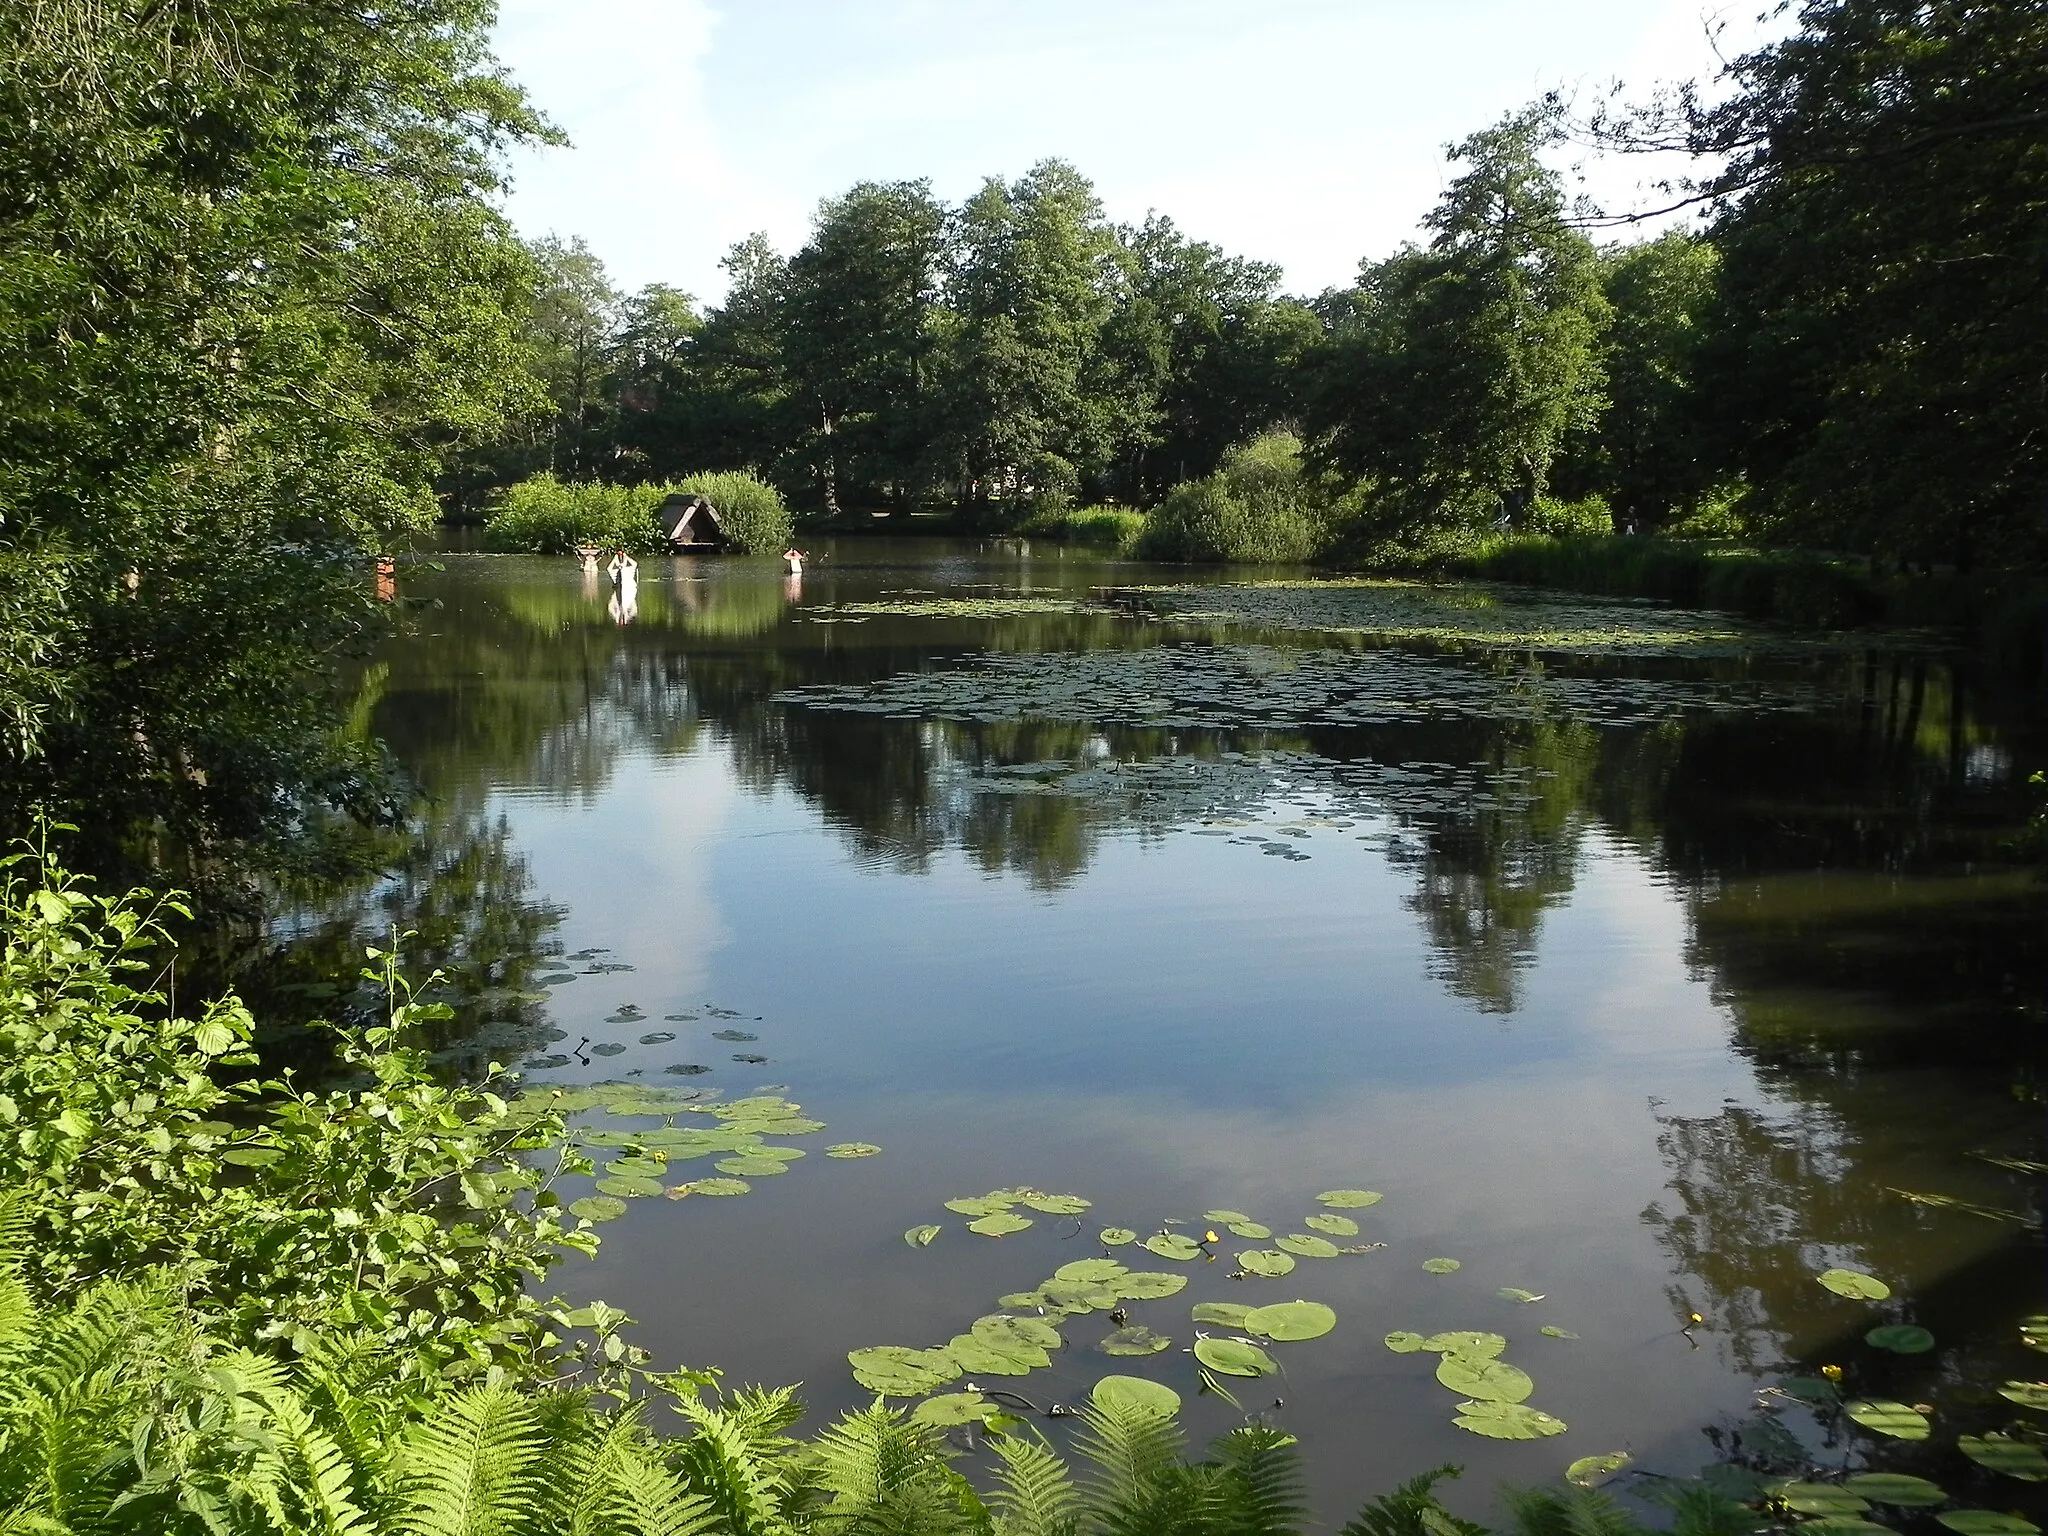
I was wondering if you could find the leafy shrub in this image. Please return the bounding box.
[1014,503,1147,553]
[1528,494,1612,537]
[481,474,666,554]
[673,470,793,553]
[1139,433,1323,563]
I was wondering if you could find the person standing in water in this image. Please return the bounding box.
[782,546,806,575]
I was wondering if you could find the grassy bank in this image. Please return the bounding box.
[1012,503,1147,553]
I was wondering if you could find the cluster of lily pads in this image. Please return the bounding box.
[1383,1329,1567,1441]
[853,1189,1397,1425]
[509,1084,880,1223]
[774,641,1831,738]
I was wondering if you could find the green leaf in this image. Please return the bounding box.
[912,1393,997,1428]
[1019,1193,1090,1213]
[1772,1484,1870,1515]
[1451,1400,1567,1439]
[1244,1302,1336,1341]
[1143,1233,1202,1261]
[969,1212,1033,1237]
[1959,1434,2048,1480]
[1195,1303,1257,1328]
[1108,1271,1187,1301]
[1305,1214,1359,1236]
[1817,1267,1891,1300]
[1099,1326,1173,1357]
[1276,1234,1341,1259]
[973,1315,1062,1350]
[1999,1381,2048,1411]
[1384,1331,1429,1353]
[1093,1375,1180,1416]
[1237,1249,1296,1277]
[904,1224,941,1248]
[569,1196,627,1222]
[1845,1398,1929,1440]
[1318,1190,1384,1208]
[1539,1326,1579,1339]
[593,1175,664,1197]
[1435,1353,1533,1403]
[848,1346,960,1396]
[825,1142,880,1158]
[1938,1515,2040,1536]
[1039,1280,1118,1313]
[1864,1323,1935,1353]
[1844,1474,1947,1507]
[944,1334,1048,1375]
[1421,1257,1461,1274]
[222,1147,282,1166]
[681,1178,750,1196]
[1227,1220,1273,1239]
[2023,1316,2048,1355]
[1498,1287,1545,1304]
[1193,1337,1277,1377]
[1053,1259,1127,1283]
[1204,1210,1252,1224]
[1566,1453,1631,1488]
[1421,1332,1506,1357]
[713,1156,790,1176]
[1099,1227,1137,1246]
[945,1195,1013,1215]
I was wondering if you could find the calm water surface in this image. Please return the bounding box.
[307,544,2047,1520]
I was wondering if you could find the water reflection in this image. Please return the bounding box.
[286,546,2047,1517]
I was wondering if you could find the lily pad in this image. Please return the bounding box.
[2024,1317,2048,1355]
[825,1143,881,1159]
[1039,1281,1118,1313]
[1144,1233,1203,1261]
[714,1156,789,1177]
[1436,1354,1534,1404]
[1452,1400,1567,1440]
[974,1315,1063,1349]
[1845,1475,1947,1507]
[848,1345,960,1397]
[1019,1193,1091,1214]
[1865,1323,1936,1354]
[1567,1453,1631,1488]
[1845,1398,1929,1440]
[1195,1303,1257,1328]
[1801,1522,1894,1536]
[1422,1258,1462,1274]
[1245,1302,1336,1341]
[969,1212,1034,1237]
[904,1225,941,1248]
[1540,1326,1579,1340]
[1110,1272,1188,1301]
[1385,1331,1429,1354]
[1204,1210,1252,1224]
[1238,1250,1296,1277]
[911,1393,997,1428]
[1100,1326,1174,1357]
[569,1195,627,1222]
[947,1196,1012,1216]
[1054,1259,1128,1283]
[1099,1227,1138,1246]
[1498,1288,1545,1304]
[944,1334,1047,1375]
[1999,1381,2048,1411]
[1276,1234,1341,1259]
[1959,1434,2048,1481]
[1818,1268,1892,1301]
[1773,1484,1870,1516]
[637,1032,676,1045]
[1193,1337,1278,1377]
[1938,1516,2040,1536]
[1305,1214,1360,1236]
[1421,1332,1507,1357]
[1227,1221,1273,1239]
[1318,1190,1384,1208]
[594,1175,666,1197]
[1093,1375,1180,1417]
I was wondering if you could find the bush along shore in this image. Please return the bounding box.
[483,472,793,555]
[0,831,1811,1536]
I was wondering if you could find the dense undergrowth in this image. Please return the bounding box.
[0,831,1780,1533]
[483,473,792,555]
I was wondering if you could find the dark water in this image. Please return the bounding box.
[301,544,2047,1521]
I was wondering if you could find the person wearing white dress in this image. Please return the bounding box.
[782,547,806,575]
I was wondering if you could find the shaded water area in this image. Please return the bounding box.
[284,543,2047,1521]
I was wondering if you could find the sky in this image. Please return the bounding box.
[487,0,1772,307]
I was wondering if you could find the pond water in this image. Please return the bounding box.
[304,542,2046,1521]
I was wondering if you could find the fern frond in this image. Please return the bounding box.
[1652,1485,1750,1536]
[669,1392,797,1536]
[1340,1465,1487,1536]
[1211,1424,1306,1536]
[987,1429,1080,1536]
[611,1444,723,1536]
[1072,1400,1187,1533]
[808,1402,969,1533]
[396,1386,544,1536]
[1499,1487,1647,1536]
[263,1385,372,1536]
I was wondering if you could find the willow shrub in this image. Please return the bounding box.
[1138,433,1323,564]
[1014,502,1147,553]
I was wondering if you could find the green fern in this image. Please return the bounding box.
[988,1430,1080,1536]
[668,1389,800,1536]
[807,1403,975,1534]
[1339,1465,1488,1536]
[396,1386,545,1536]
[1499,1487,1647,1536]
[1210,1425,1306,1536]
[608,1443,722,1536]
